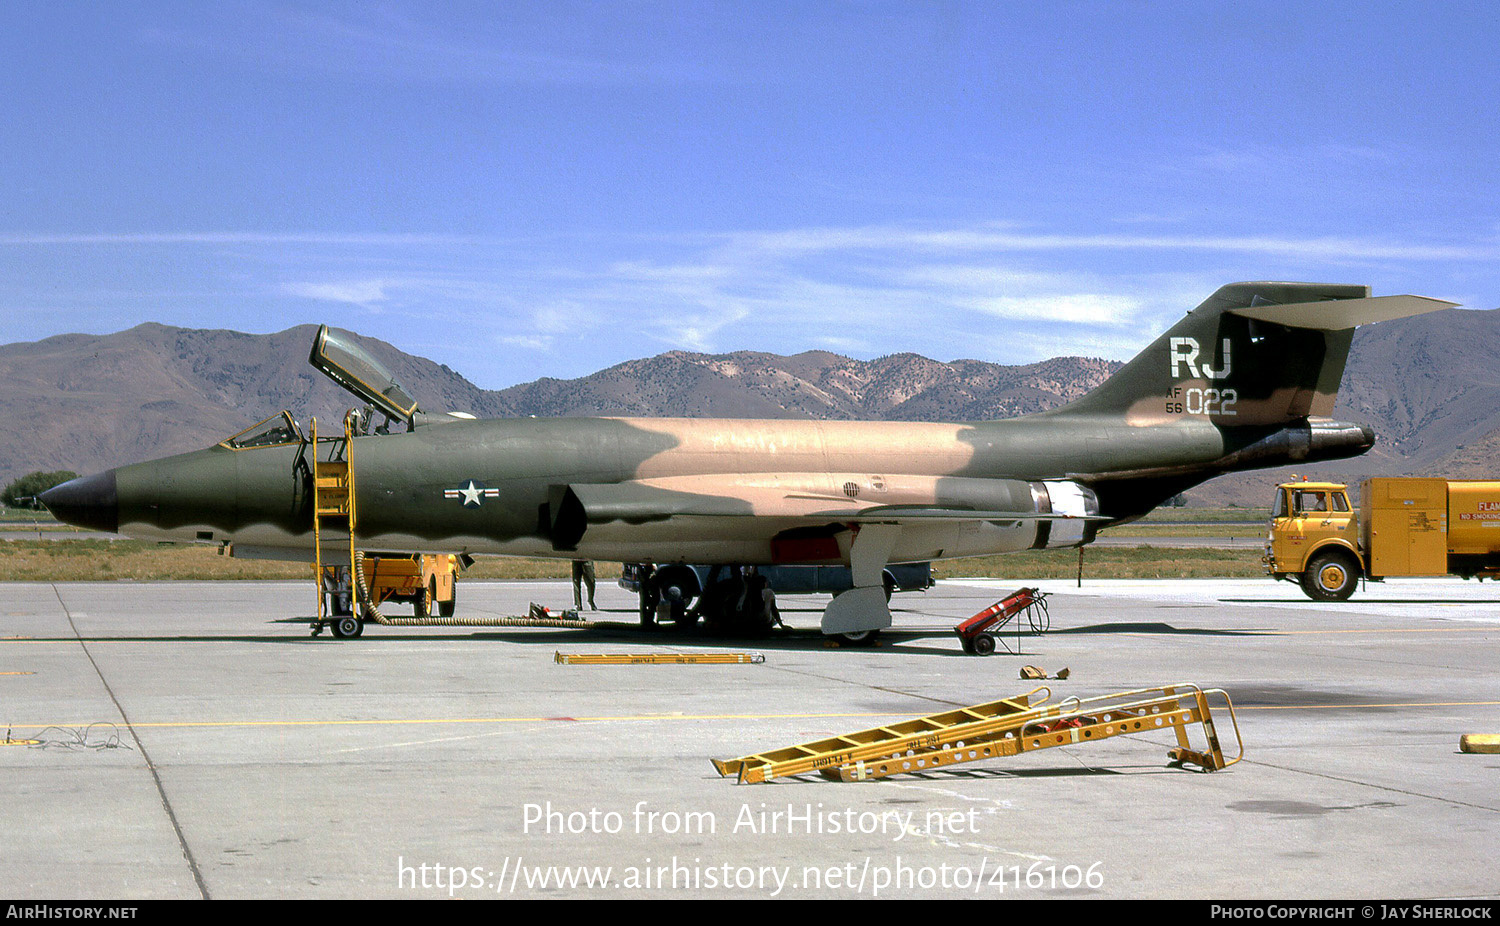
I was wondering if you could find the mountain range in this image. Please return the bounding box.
[3,308,1496,507]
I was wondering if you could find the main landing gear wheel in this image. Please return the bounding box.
[653,566,698,629]
[1301,551,1360,602]
[330,616,364,638]
[833,628,881,647]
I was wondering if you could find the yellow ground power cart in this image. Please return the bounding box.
[318,552,462,637]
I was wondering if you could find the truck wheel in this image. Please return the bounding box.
[438,586,456,618]
[1301,551,1360,602]
[414,580,432,619]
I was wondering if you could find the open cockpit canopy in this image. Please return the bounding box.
[309,325,420,427]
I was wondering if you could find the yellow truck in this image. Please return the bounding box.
[1265,477,1500,600]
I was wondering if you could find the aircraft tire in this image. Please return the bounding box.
[654,566,699,624]
[1301,551,1360,602]
[833,629,881,647]
[331,616,364,639]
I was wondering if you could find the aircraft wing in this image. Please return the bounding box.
[823,506,1103,521]
[550,473,1096,549]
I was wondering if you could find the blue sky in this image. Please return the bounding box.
[2,1,1497,390]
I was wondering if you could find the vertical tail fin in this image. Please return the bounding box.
[1056,282,1454,426]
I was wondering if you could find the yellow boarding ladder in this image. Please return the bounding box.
[312,415,359,633]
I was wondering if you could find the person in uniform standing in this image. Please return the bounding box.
[572,560,596,610]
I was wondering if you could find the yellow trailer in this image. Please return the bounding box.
[359,552,461,618]
[1264,476,1500,600]
[319,552,463,636]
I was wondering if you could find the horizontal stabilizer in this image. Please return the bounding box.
[1227,294,1456,330]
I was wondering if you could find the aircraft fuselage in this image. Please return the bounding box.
[83,412,1370,565]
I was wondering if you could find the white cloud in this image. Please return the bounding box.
[646,304,752,353]
[706,224,1500,264]
[969,293,1143,326]
[283,279,389,306]
[138,6,739,88]
[813,335,874,354]
[499,335,554,352]
[0,232,480,246]
[1189,142,1400,177]
[532,303,605,335]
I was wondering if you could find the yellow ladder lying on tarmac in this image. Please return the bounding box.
[713,684,1242,784]
[713,688,1048,783]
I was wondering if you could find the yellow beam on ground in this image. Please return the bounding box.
[1459,734,1500,754]
[554,651,765,665]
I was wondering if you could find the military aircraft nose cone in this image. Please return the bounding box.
[39,470,118,534]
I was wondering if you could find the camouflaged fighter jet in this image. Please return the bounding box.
[40,282,1454,640]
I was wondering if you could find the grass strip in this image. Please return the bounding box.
[0,539,1263,582]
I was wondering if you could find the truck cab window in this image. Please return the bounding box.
[1294,490,1327,514]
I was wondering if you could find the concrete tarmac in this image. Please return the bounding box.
[2,576,1497,900]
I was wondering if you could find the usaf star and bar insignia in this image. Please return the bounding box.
[444,479,500,508]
